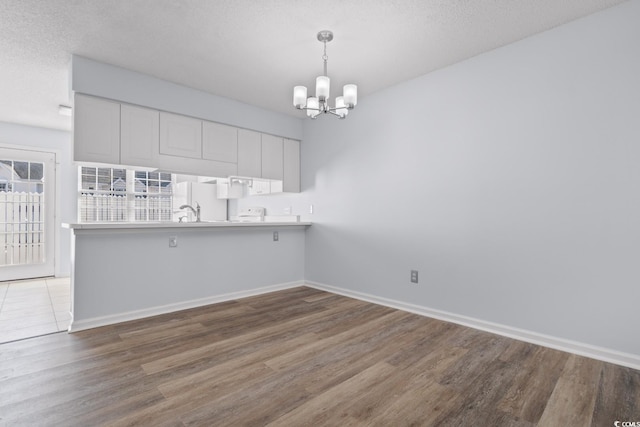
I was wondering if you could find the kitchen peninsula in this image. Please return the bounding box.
[65,221,310,332]
[66,56,309,333]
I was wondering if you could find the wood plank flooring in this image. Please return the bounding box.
[0,286,638,426]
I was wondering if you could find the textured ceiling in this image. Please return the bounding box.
[0,0,629,131]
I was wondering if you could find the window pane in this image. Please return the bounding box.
[161,181,172,193]
[97,174,111,190]
[14,161,29,179]
[112,178,126,191]
[81,166,95,175]
[148,180,159,193]
[134,178,145,192]
[113,168,126,180]
[81,174,96,190]
[29,163,44,180]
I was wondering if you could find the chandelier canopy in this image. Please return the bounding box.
[293,30,357,119]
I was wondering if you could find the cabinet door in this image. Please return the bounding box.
[120,104,159,168]
[237,129,261,177]
[202,121,238,163]
[261,134,284,180]
[283,138,300,193]
[159,112,202,159]
[74,94,120,164]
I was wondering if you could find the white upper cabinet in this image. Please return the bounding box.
[73,94,298,186]
[120,104,159,168]
[74,94,121,164]
[237,129,262,177]
[202,121,238,163]
[283,138,301,193]
[159,112,202,159]
[261,134,284,180]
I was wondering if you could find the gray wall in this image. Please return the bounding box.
[0,121,75,277]
[298,1,640,356]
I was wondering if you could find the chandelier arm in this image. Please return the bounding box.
[327,110,347,119]
[298,105,338,114]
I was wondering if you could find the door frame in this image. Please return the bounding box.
[0,147,56,281]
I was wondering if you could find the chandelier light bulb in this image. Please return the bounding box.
[293,86,307,109]
[306,97,320,118]
[316,76,330,101]
[343,84,358,108]
[335,96,348,119]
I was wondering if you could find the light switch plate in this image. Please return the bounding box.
[169,236,178,248]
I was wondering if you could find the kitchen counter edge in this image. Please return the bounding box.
[63,221,312,231]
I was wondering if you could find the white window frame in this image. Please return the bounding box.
[78,166,174,223]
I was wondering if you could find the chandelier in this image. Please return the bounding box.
[293,30,357,119]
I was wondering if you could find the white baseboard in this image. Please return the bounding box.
[305,281,640,371]
[69,281,304,332]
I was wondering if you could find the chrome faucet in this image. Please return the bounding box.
[179,202,201,222]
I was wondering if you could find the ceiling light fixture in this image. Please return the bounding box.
[293,30,357,119]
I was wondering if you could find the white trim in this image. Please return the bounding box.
[1,123,77,279]
[0,146,56,280]
[69,280,304,332]
[304,281,640,371]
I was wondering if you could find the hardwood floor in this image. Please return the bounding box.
[0,286,638,426]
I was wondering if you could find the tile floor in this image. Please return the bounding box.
[0,277,71,344]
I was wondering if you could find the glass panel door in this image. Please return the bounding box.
[0,147,55,281]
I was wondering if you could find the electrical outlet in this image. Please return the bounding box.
[309,204,314,214]
[410,270,419,283]
[169,236,178,248]
[273,231,279,242]
[284,206,292,215]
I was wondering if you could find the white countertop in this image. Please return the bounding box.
[63,221,311,230]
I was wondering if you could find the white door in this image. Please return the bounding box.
[0,147,56,281]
